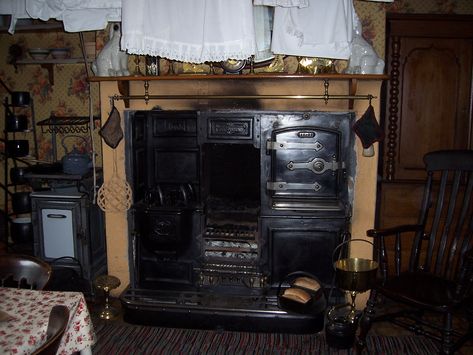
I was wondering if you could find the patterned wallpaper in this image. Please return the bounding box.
[0,30,101,167]
[355,0,473,57]
[0,0,472,210]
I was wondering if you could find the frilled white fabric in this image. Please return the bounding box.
[271,0,356,59]
[253,0,308,7]
[121,0,257,64]
[0,0,121,33]
[253,5,273,62]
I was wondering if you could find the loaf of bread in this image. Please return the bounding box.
[293,276,321,292]
[281,287,311,304]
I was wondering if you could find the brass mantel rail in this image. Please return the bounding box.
[88,75,388,109]
[111,93,375,103]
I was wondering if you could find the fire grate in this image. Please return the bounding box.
[197,263,266,288]
[204,225,258,261]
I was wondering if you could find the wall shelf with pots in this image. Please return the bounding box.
[2,94,38,251]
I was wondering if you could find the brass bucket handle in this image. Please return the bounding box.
[332,238,375,269]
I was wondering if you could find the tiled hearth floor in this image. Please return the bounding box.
[88,297,473,354]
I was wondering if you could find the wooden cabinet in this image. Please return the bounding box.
[378,14,473,230]
[382,14,473,182]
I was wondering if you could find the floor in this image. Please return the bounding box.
[88,296,473,354]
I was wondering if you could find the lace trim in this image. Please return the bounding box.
[253,0,309,8]
[122,34,256,64]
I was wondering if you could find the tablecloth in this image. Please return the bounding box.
[0,287,96,355]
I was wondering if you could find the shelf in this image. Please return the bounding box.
[17,58,93,65]
[15,58,93,85]
[4,129,34,133]
[37,115,100,134]
[88,74,389,109]
[88,73,389,82]
[0,21,64,33]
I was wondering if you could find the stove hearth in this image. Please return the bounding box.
[121,109,355,332]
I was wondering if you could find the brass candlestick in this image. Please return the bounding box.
[95,275,121,320]
[133,55,143,76]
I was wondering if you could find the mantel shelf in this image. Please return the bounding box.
[88,74,389,109]
[88,73,389,82]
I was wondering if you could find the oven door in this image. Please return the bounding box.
[266,125,344,210]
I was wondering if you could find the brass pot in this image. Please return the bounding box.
[334,257,378,292]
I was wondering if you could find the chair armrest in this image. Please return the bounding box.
[465,248,473,261]
[368,224,425,279]
[367,224,424,238]
[454,248,473,301]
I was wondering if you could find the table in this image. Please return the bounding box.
[0,287,96,354]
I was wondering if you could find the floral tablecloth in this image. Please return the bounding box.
[0,287,96,355]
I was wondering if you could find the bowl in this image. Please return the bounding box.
[28,48,50,60]
[50,48,70,59]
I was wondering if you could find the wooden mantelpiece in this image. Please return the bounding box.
[89,74,388,109]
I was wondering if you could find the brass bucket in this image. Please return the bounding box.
[333,239,378,292]
[334,257,378,292]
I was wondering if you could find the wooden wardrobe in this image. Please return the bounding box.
[377,14,473,234]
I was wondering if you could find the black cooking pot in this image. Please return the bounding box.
[10,166,30,185]
[0,78,30,107]
[11,191,31,214]
[6,140,29,157]
[6,113,28,132]
[10,217,33,244]
[11,92,30,106]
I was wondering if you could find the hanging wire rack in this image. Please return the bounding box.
[37,115,100,134]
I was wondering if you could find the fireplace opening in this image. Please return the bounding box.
[201,143,261,278]
[203,143,260,221]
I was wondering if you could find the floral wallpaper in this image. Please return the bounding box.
[355,0,473,57]
[0,0,473,213]
[0,30,101,174]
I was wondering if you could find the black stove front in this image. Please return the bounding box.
[122,109,355,332]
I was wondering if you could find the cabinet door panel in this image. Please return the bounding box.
[395,38,472,180]
[383,14,473,182]
[42,209,75,258]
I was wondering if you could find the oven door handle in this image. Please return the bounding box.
[46,213,67,219]
[267,181,322,191]
[286,157,344,174]
[266,140,324,151]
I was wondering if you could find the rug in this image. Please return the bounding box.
[91,323,439,355]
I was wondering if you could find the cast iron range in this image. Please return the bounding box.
[121,109,355,332]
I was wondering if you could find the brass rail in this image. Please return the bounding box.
[108,78,378,109]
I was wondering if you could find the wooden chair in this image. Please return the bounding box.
[357,150,473,355]
[0,254,52,290]
[32,305,70,355]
